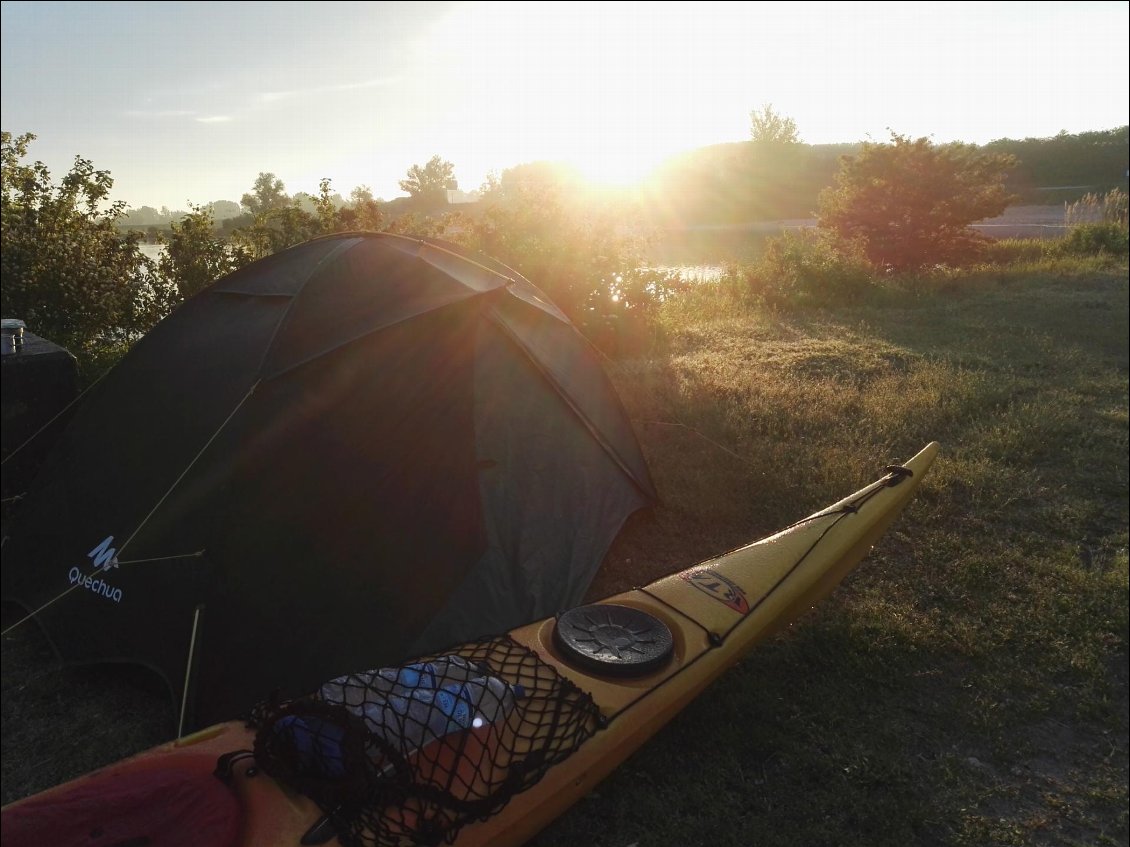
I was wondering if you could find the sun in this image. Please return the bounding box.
[418,2,749,195]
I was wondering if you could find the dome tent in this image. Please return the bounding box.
[1,233,656,731]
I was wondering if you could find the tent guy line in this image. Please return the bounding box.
[0,367,111,468]
[116,380,261,558]
[0,550,209,637]
[1,374,258,641]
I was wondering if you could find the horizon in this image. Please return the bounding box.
[2,1,1128,211]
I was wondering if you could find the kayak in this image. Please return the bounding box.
[1,442,939,847]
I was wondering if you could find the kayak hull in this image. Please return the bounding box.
[1,443,939,847]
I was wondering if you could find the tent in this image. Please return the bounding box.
[1,233,656,730]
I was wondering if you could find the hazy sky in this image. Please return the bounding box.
[2,1,1127,210]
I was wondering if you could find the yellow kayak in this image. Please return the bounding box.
[1,442,939,847]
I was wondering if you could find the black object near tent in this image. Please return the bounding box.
[1,233,656,731]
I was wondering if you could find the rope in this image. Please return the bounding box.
[1,380,259,637]
[1,582,86,636]
[117,551,205,567]
[0,366,110,467]
[0,550,210,637]
[117,380,258,557]
[635,418,753,466]
[602,461,913,724]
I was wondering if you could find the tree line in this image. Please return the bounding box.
[3,112,1126,376]
[115,121,1130,235]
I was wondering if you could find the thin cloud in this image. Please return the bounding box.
[259,77,397,104]
[196,115,233,123]
[123,109,195,118]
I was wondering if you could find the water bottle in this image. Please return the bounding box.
[454,675,523,730]
[320,655,485,707]
[323,658,524,753]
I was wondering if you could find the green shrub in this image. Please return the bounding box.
[1057,222,1129,257]
[1,132,176,362]
[980,238,1055,265]
[746,229,877,307]
[817,133,1015,271]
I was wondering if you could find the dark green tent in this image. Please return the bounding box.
[1,233,656,730]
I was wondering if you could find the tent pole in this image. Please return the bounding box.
[177,604,204,739]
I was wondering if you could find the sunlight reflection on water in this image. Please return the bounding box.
[655,265,725,283]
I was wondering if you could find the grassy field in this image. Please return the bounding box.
[3,258,1127,846]
[534,262,1129,846]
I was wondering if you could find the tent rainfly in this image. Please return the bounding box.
[1,233,657,731]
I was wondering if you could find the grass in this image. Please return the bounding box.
[3,255,1127,846]
[536,261,1129,846]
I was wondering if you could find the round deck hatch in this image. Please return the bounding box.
[553,604,674,677]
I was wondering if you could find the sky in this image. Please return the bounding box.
[2,0,1127,211]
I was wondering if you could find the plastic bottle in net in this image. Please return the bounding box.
[320,656,526,755]
[322,655,484,708]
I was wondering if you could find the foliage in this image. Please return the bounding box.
[1055,189,1130,258]
[818,133,1016,271]
[0,131,175,357]
[984,126,1128,201]
[745,229,876,307]
[336,185,383,232]
[750,103,800,146]
[1057,222,1129,257]
[1064,187,1128,228]
[978,237,1055,266]
[380,210,447,238]
[398,155,457,198]
[157,203,253,301]
[648,140,850,225]
[229,204,318,260]
[451,165,651,342]
[583,267,688,355]
[240,172,289,216]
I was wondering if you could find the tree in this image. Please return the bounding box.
[817,133,1016,270]
[1,131,175,357]
[122,205,161,225]
[336,184,383,231]
[209,199,242,220]
[312,178,339,234]
[398,155,457,197]
[456,168,652,339]
[229,204,317,260]
[240,172,289,215]
[750,104,800,146]
[157,203,251,302]
[291,191,318,214]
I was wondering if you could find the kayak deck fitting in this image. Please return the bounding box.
[1,442,940,847]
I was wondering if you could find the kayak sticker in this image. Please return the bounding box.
[682,568,750,614]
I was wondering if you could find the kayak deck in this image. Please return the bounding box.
[1,443,939,847]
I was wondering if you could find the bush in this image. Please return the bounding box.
[746,229,876,307]
[158,204,253,301]
[451,168,657,348]
[818,133,1016,271]
[1,132,176,360]
[1057,222,1129,257]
